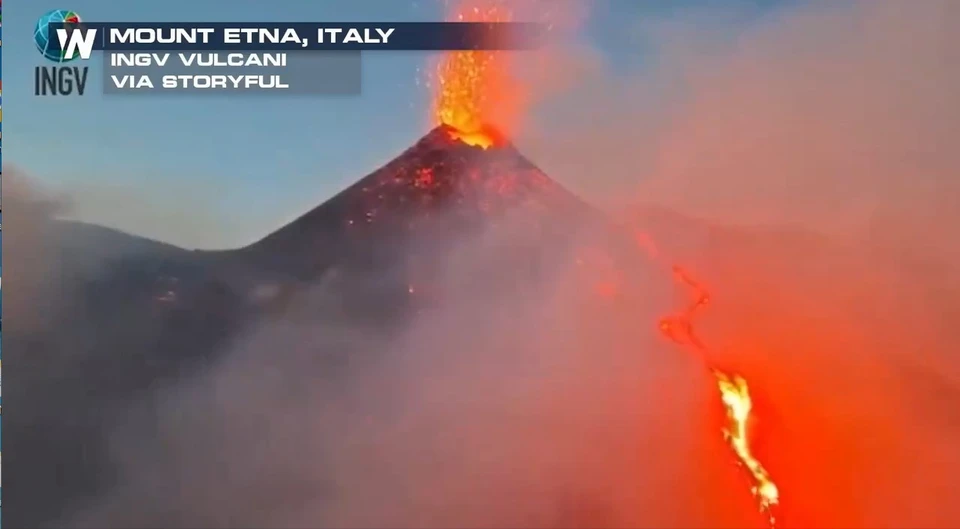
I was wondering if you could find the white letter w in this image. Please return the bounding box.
[56,28,98,60]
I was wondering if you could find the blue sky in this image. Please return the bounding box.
[6,0,791,248]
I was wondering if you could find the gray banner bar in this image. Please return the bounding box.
[102,51,360,95]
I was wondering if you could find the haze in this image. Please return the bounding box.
[6,1,960,527]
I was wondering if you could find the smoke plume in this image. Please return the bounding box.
[518,0,960,526]
[52,205,761,528]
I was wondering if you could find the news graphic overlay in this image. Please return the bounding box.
[34,17,543,97]
[34,10,91,96]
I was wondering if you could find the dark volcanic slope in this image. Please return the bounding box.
[11,126,599,527]
[8,219,249,528]
[235,124,593,280]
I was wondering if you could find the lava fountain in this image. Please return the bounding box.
[432,2,517,149]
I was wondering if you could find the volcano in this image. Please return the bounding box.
[8,126,600,527]
[235,124,592,281]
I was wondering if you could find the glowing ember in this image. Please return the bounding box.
[635,231,782,527]
[413,167,436,189]
[432,3,512,148]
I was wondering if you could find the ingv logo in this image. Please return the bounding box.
[34,10,93,96]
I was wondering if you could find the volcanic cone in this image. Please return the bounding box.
[238,124,593,283]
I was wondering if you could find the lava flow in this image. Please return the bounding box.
[431,1,782,524]
[640,233,781,528]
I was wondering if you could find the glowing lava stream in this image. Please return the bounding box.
[641,236,781,528]
[430,1,781,524]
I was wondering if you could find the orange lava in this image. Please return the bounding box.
[432,2,513,148]
[713,369,781,526]
[636,231,781,527]
[447,126,500,149]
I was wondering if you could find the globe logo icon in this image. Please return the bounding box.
[34,9,84,62]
